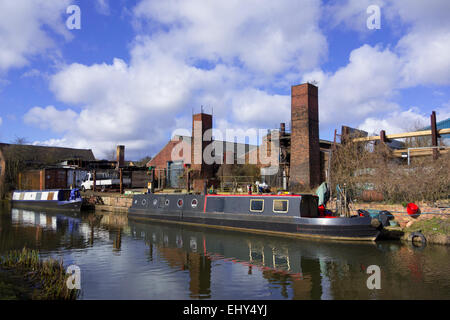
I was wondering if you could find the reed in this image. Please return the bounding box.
[0,248,79,300]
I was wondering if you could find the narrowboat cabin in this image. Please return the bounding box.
[128,194,381,241]
[11,189,82,212]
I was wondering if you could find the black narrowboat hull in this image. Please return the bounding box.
[128,194,380,241]
[11,200,82,212]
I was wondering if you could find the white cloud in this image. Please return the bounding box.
[0,0,71,72]
[358,104,450,136]
[325,0,450,86]
[35,0,326,159]
[23,106,78,133]
[21,0,450,159]
[46,45,248,158]
[228,88,290,127]
[21,69,43,79]
[397,30,450,87]
[133,0,327,77]
[302,44,402,129]
[324,0,386,32]
[358,108,428,135]
[308,0,450,136]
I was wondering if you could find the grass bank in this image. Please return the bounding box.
[404,217,450,245]
[0,248,79,300]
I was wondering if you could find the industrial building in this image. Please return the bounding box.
[0,143,149,197]
[147,82,334,193]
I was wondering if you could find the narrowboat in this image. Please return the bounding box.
[128,193,381,241]
[11,189,82,212]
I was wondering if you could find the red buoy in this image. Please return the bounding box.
[407,203,420,216]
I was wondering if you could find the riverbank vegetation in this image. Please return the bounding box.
[0,248,79,300]
[331,139,449,203]
[405,217,450,235]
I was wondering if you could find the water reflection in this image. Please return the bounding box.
[0,204,449,300]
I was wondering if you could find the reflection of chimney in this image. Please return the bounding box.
[117,145,125,168]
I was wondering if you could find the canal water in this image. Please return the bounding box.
[1,202,449,300]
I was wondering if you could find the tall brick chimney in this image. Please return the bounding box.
[290,83,321,190]
[191,113,213,176]
[116,145,125,168]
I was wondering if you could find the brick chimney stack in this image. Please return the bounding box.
[289,83,321,190]
[191,113,213,175]
[117,145,125,168]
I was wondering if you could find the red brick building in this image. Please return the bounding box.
[147,82,332,192]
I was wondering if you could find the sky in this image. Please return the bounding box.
[0,0,449,160]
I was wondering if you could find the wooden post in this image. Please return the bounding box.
[119,168,123,194]
[151,169,155,193]
[431,111,439,160]
[93,170,96,192]
[39,169,44,191]
[341,126,350,144]
[186,169,191,193]
[163,169,167,190]
[380,130,387,144]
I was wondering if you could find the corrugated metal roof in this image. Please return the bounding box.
[0,143,96,164]
[421,118,450,131]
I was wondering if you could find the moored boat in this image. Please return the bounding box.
[128,193,380,241]
[11,189,82,212]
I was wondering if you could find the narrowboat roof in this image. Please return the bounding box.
[13,189,76,193]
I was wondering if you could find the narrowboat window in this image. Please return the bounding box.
[165,199,170,206]
[273,200,289,213]
[47,193,54,201]
[36,192,42,201]
[153,199,158,206]
[177,199,183,208]
[250,199,264,212]
[191,199,198,208]
[19,193,25,200]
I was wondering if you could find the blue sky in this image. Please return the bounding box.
[0,0,449,160]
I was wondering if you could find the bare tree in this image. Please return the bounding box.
[12,136,29,145]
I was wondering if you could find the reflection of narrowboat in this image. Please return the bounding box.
[128,194,380,241]
[11,189,82,212]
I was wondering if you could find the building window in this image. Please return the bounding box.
[250,199,264,212]
[273,200,289,213]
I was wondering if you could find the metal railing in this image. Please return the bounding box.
[406,146,450,165]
